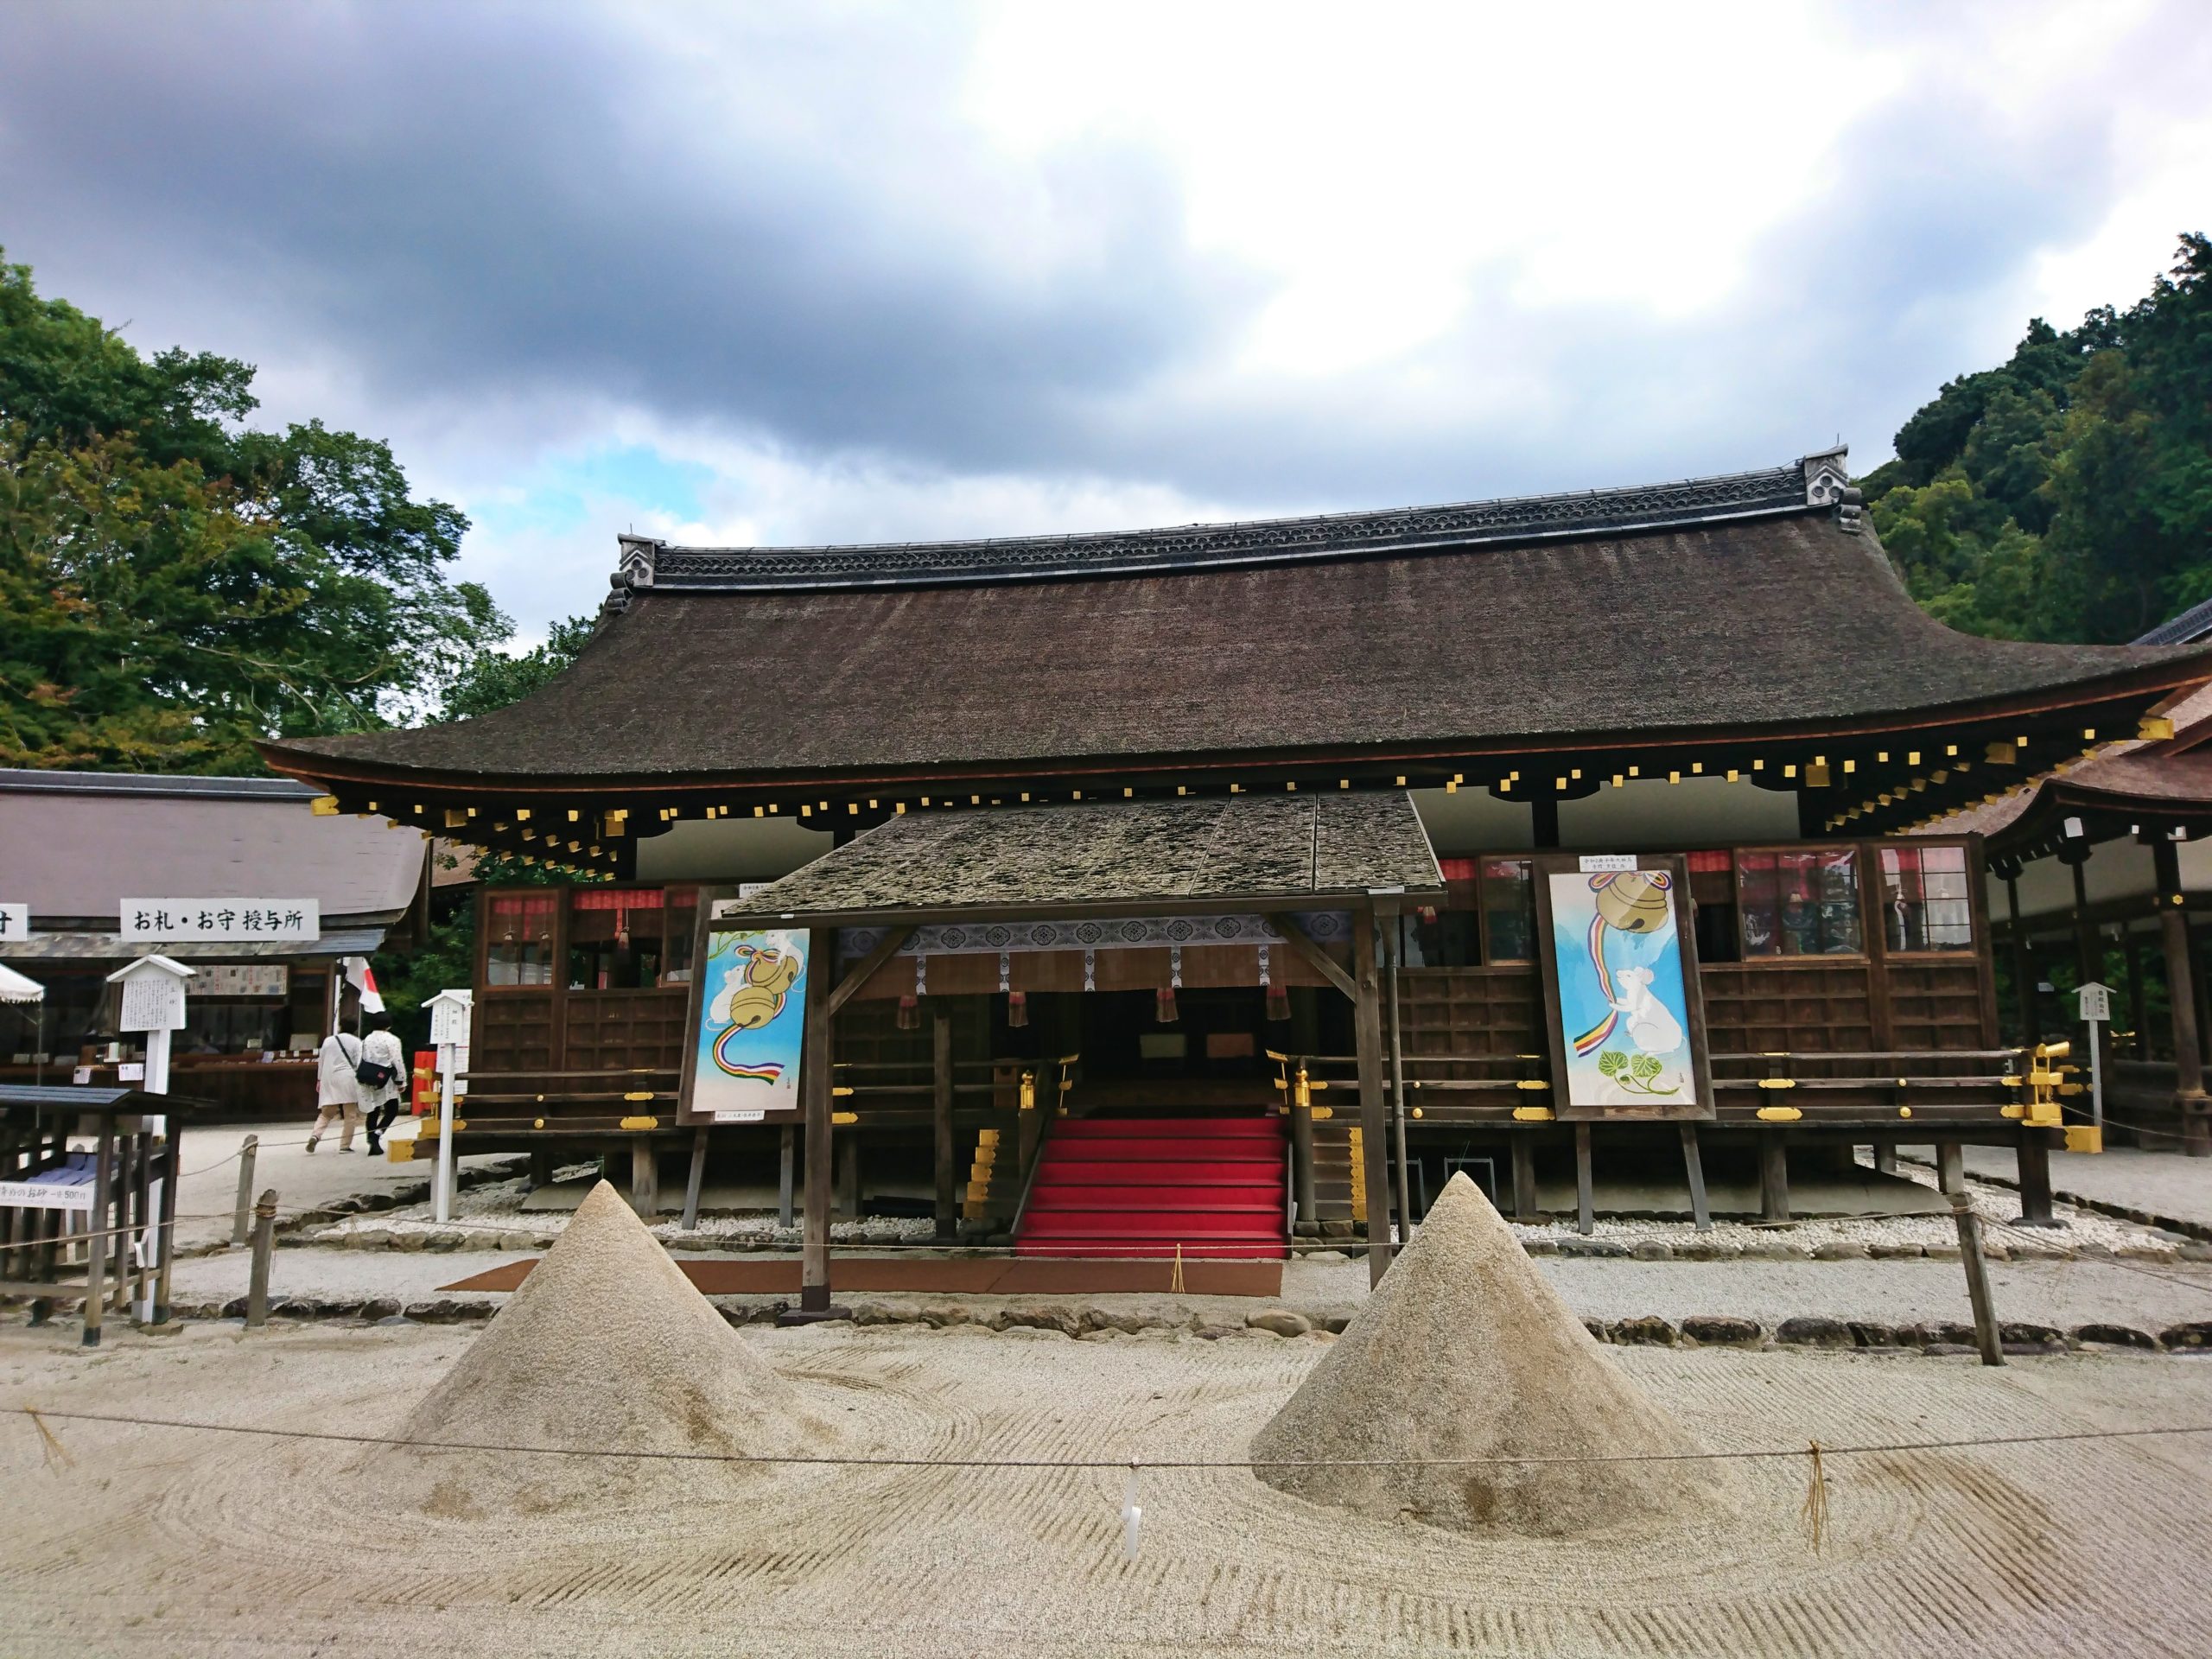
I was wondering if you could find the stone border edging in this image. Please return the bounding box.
[142,1296,2212,1356]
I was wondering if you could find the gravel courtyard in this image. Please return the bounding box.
[3,1320,2210,1657]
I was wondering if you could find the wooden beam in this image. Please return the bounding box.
[1351,915,1394,1287]
[1510,1135,1539,1222]
[680,1127,709,1230]
[826,925,916,1020]
[1680,1124,1711,1234]
[798,925,836,1315]
[1759,1135,1789,1223]
[2154,836,2211,1156]
[1573,1124,1593,1236]
[932,1014,956,1240]
[1269,912,1358,1002]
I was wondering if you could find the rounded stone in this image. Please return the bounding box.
[1247,1309,1313,1338]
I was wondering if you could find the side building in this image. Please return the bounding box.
[259,448,2212,1286]
[0,770,435,1117]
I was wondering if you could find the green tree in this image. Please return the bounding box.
[0,251,509,771]
[371,620,601,1034]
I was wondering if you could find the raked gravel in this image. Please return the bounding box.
[3,1319,2212,1655]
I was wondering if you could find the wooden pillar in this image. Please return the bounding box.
[1531,795,1560,850]
[680,1127,709,1230]
[1759,1134,1790,1223]
[2068,850,2112,1106]
[2153,836,2211,1154]
[629,1138,658,1217]
[1510,1135,1539,1223]
[1936,1139,1965,1196]
[798,927,836,1313]
[528,1147,554,1191]
[2005,877,2037,1046]
[2017,1130,2056,1224]
[1352,912,1394,1286]
[1384,925,1414,1231]
[836,1135,860,1220]
[1289,1075,1316,1231]
[1872,1143,1898,1175]
[2125,926,2147,1056]
[778,1123,796,1228]
[151,1128,181,1324]
[1573,1124,1593,1236]
[1679,1123,1711,1233]
[80,1126,113,1348]
[932,1013,956,1240]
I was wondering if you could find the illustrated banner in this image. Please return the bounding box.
[1541,864,1709,1116]
[682,926,809,1123]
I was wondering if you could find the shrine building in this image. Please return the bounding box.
[262,447,2212,1306]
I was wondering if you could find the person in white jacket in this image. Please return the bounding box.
[357,1011,409,1156]
[308,1027,365,1153]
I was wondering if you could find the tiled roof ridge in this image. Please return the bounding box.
[611,449,1857,600]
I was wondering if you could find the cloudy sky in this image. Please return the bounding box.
[3,1,2207,640]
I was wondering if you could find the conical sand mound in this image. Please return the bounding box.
[365,1180,838,1515]
[1252,1173,1721,1536]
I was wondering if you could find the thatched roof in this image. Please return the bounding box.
[264,453,2211,796]
[723,791,1441,923]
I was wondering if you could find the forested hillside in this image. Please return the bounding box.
[1862,233,2212,644]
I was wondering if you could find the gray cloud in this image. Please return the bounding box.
[2,0,2205,562]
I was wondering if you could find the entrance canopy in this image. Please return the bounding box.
[723,791,1445,931]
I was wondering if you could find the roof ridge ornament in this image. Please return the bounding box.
[606,533,664,616]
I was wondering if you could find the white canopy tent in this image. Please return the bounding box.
[0,963,44,1005]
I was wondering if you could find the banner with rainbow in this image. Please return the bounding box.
[1547,868,1694,1109]
[688,926,810,1121]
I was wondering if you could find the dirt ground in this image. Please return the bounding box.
[2,1322,2209,1656]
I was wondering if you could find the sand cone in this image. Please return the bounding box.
[365,1180,836,1514]
[1252,1172,1720,1536]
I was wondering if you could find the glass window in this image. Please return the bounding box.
[1878,845,1974,952]
[486,893,556,987]
[1482,859,1535,963]
[568,887,666,990]
[1739,849,1863,957]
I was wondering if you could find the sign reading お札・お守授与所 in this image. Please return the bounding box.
[1537,858,1713,1119]
[121,900,320,942]
[679,926,810,1123]
[0,904,27,940]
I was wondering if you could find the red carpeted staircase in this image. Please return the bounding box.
[1015,1116,1289,1260]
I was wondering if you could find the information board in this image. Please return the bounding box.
[678,918,810,1123]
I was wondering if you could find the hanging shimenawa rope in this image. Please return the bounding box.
[1800,1439,1829,1553]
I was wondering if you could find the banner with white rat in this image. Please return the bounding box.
[1540,861,1710,1116]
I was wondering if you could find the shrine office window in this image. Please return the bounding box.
[1878,845,1974,953]
[568,887,667,990]
[1480,858,1536,963]
[485,893,557,987]
[1738,849,1865,957]
[1397,861,1478,966]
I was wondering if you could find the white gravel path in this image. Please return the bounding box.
[3,1321,2210,1656]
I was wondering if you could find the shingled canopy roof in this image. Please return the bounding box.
[261,450,2212,855]
[722,792,1443,926]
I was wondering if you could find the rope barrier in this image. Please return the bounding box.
[14,1404,2212,1472]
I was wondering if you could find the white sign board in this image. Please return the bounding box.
[2078,982,2112,1022]
[1578,854,1638,874]
[0,1178,93,1211]
[427,989,474,1046]
[118,977,186,1033]
[197,963,289,998]
[0,904,27,940]
[121,899,320,942]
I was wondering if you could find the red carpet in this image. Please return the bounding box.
[1016,1116,1289,1259]
[441,1254,1283,1297]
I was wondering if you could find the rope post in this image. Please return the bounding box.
[245,1188,276,1330]
[232,1135,257,1246]
[1949,1189,2005,1367]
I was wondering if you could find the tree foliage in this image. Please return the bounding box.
[1865,233,2212,643]
[0,251,509,772]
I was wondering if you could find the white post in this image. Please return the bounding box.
[143,1027,171,1141]
[435,1041,458,1224]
